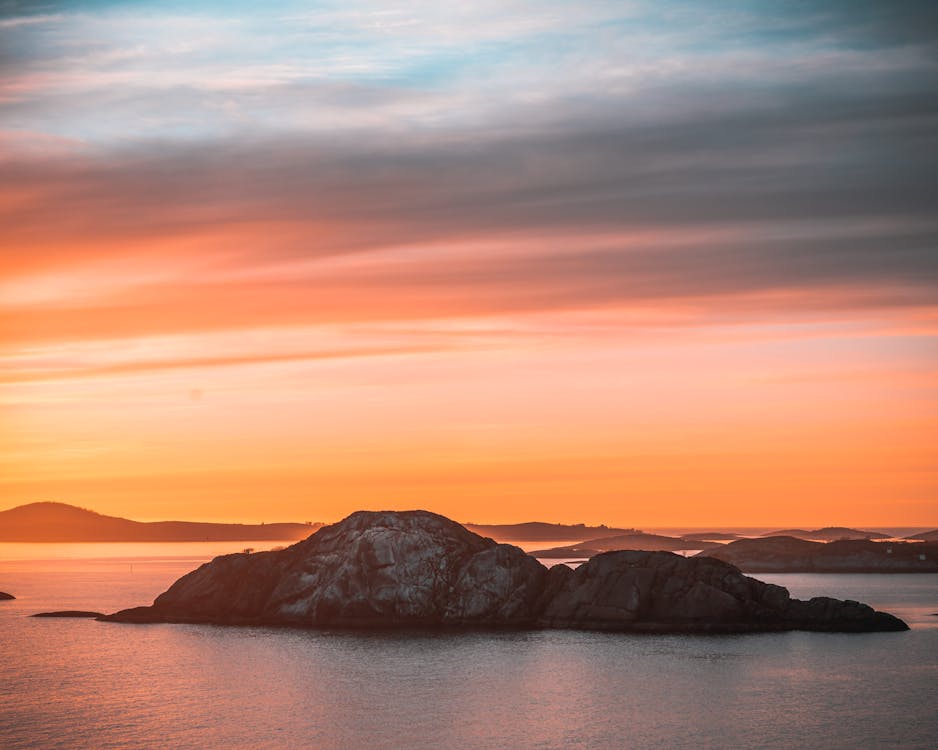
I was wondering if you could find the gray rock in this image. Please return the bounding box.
[108,510,548,628]
[103,510,908,633]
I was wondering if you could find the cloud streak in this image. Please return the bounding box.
[1,0,937,523]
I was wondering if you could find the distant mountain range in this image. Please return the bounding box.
[0,504,644,544]
[3,502,932,548]
[0,502,321,542]
[464,521,641,542]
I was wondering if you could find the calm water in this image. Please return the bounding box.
[1,543,937,750]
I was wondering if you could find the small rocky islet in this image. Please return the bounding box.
[32,611,104,618]
[102,510,907,633]
[0,591,14,601]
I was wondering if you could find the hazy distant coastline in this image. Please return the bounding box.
[2,503,935,552]
[0,502,321,543]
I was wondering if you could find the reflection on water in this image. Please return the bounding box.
[1,544,936,750]
[0,540,286,563]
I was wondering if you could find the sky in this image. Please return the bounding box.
[1,1,936,526]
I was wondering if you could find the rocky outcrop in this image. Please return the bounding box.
[33,611,103,618]
[700,537,938,573]
[103,510,908,633]
[0,591,14,600]
[107,511,550,628]
[530,533,719,558]
[537,551,906,632]
[680,532,742,542]
[464,521,641,543]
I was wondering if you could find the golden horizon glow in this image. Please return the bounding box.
[2,3,937,528]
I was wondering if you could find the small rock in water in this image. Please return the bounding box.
[0,591,15,600]
[32,611,104,618]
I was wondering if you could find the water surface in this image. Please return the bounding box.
[1,543,936,750]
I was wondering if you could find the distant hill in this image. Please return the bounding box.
[0,502,322,542]
[760,526,889,542]
[680,532,743,542]
[906,529,938,542]
[529,532,722,558]
[700,536,938,573]
[464,521,640,543]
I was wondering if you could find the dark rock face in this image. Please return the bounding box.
[538,551,907,632]
[0,591,14,600]
[104,511,908,633]
[108,511,549,627]
[701,537,938,573]
[32,611,103,618]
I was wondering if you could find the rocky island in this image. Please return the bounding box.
[700,537,938,573]
[530,532,721,558]
[0,591,14,600]
[759,527,889,541]
[102,510,907,633]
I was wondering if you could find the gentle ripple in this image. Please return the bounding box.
[1,545,937,750]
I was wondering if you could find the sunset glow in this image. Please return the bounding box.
[2,1,936,527]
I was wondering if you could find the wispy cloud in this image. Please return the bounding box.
[0,13,62,29]
[2,0,937,523]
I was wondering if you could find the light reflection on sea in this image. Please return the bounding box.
[1,543,936,750]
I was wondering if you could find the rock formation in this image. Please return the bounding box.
[538,550,905,632]
[530,532,720,558]
[108,510,550,627]
[0,591,14,600]
[104,510,908,633]
[33,611,104,618]
[700,537,938,573]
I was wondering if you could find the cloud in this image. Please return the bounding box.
[0,13,62,28]
[1,0,937,347]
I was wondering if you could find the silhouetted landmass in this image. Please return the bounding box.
[33,611,104,618]
[680,532,743,541]
[0,591,14,600]
[759,526,889,541]
[906,529,938,541]
[102,510,907,633]
[463,521,640,542]
[530,532,722,558]
[0,502,322,542]
[700,537,938,573]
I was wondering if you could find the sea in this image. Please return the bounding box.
[1,541,936,750]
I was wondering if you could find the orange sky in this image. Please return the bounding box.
[2,2,937,527]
